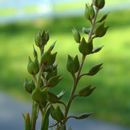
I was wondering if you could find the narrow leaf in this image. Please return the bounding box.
[87,64,103,76]
[79,85,96,97]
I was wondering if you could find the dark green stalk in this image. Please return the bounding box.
[63,7,99,125]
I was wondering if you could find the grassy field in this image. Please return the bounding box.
[0,9,130,126]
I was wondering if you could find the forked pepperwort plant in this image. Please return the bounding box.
[23,0,108,130]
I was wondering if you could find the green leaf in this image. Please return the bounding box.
[82,27,91,34]
[41,51,57,66]
[87,64,103,76]
[48,41,56,52]
[48,52,57,65]
[23,113,31,130]
[79,85,96,97]
[50,105,57,121]
[39,78,44,88]
[50,106,64,122]
[46,69,57,80]
[47,75,62,88]
[97,14,108,23]
[79,38,93,55]
[47,92,59,103]
[92,46,103,54]
[72,28,81,43]
[69,113,92,120]
[73,55,80,73]
[55,106,64,121]
[67,55,74,74]
[32,88,47,106]
[94,22,108,37]
[33,46,38,58]
[41,107,50,130]
[85,4,95,21]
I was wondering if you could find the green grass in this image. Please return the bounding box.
[0,9,130,126]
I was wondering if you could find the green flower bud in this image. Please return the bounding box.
[79,38,93,56]
[24,79,35,94]
[85,4,95,21]
[93,0,105,9]
[72,28,81,43]
[27,57,39,75]
[35,30,49,48]
[67,55,80,75]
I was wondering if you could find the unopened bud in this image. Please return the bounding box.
[27,57,39,75]
[93,0,105,9]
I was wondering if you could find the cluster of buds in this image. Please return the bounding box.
[23,0,108,130]
[23,30,65,130]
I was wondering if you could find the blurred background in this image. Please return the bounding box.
[0,0,130,130]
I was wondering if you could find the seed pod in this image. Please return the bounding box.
[93,0,105,9]
[24,79,35,94]
[85,4,95,21]
[27,57,39,75]
[72,28,81,43]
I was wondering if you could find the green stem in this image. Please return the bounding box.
[63,7,99,126]
[31,101,38,130]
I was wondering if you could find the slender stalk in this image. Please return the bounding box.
[31,101,38,130]
[63,8,99,126]
[31,61,45,130]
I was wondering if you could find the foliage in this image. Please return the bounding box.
[23,0,108,130]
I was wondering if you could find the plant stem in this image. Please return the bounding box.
[63,7,99,125]
[31,101,38,130]
[31,62,45,130]
[64,55,85,120]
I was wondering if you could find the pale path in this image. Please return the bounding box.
[0,93,129,130]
